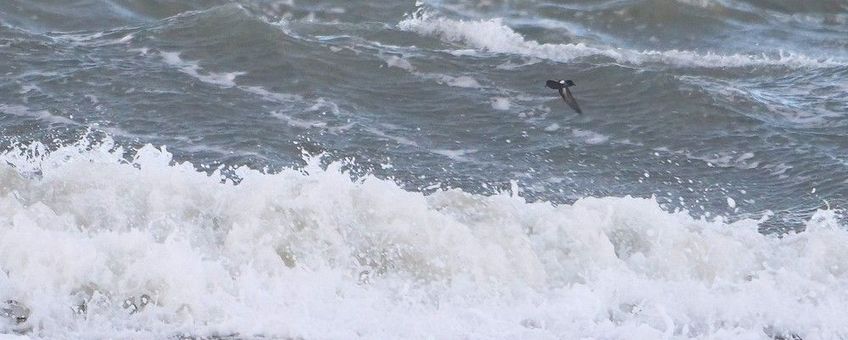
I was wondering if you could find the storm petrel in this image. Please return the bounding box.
[546,79,582,114]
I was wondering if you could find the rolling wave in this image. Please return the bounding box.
[398,11,847,68]
[0,140,846,338]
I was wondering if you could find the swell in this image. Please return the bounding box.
[0,0,231,32]
[3,1,844,225]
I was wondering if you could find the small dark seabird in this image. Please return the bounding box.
[546,79,582,114]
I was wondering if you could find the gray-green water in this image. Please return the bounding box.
[1,1,848,338]
[3,0,847,229]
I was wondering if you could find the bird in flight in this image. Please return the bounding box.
[546,79,582,114]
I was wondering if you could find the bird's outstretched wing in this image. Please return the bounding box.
[546,80,562,89]
[559,87,582,114]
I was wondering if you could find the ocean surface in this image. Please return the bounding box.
[1,0,847,338]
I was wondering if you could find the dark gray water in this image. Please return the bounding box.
[2,0,846,229]
[1,1,848,338]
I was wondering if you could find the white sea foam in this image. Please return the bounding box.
[398,14,846,68]
[490,97,511,111]
[380,54,483,89]
[687,151,760,169]
[437,75,481,88]
[0,140,847,338]
[160,51,245,88]
[0,104,77,126]
[364,127,419,147]
[543,123,560,132]
[572,128,610,144]
[271,112,328,129]
[18,85,41,95]
[431,148,477,161]
[384,55,415,72]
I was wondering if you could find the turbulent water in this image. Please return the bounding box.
[1,0,847,338]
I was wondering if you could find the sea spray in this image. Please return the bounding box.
[0,140,846,338]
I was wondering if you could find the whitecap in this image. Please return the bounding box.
[0,140,846,338]
[398,14,846,68]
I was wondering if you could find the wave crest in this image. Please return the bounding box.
[398,12,846,68]
[0,140,847,338]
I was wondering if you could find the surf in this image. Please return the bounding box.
[0,139,846,338]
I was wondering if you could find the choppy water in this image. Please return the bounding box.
[1,0,847,338]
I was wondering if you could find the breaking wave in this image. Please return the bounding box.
[0,140,846,338]
[398,12,847,68]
